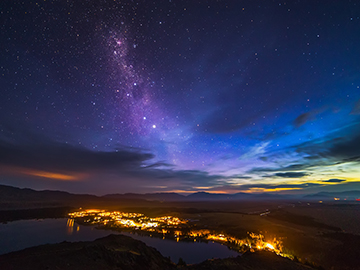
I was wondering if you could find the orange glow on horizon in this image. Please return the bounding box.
[24,169,79,181]
[164,189,229,194]
[244,187,303,193]
[199,190,228,194]
[162,190,196,194]
[0,165,81,181]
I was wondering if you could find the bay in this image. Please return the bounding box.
[0,218,239,264]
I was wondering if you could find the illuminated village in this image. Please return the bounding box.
[68,209,285,257]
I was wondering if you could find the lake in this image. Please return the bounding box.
[0,218,239,264]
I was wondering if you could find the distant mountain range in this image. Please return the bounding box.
[103,190,360,202]
[0,184,100,210]
[0,184,96,201]
[304,190,360,200]
[0,184,359,210]
[0,184,292,203]
[104,190,296,201]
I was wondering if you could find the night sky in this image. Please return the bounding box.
[1,0,360,195]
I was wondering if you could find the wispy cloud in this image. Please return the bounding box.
[240,142,270,160]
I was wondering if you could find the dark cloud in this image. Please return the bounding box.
[0,135,230,192]
[322,179,346,183]
[232,176,252,179]
[0,138,154,173]
[293,112,312,128]
[294,125,360,161]
[247,167,275,173]
[208,181,360,195]
[260,182,321,189]
[248,127,360,186]
[259,156,268,161]
[351,99,360,115]
[260,127,360,173]
[143,162,174,169]
[327,134,360,160]
[274,172,308,178]
[248,163,313,174]
[157,169,224,185]
[249,157,354,177]
[209,182,325,192]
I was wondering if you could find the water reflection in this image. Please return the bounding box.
[66,218,74,234]
[0,218,240,264]
[0,219,111,255]
[66,218,80,235]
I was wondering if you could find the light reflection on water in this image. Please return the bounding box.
[0,218,239,264]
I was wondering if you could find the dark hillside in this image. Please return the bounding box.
[0,234,317,270]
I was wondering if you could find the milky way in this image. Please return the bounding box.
[0,0,360,194]
[108,31,159,134]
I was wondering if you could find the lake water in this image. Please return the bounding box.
[0,218,239,264]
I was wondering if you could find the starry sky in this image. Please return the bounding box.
[1,0,360,195]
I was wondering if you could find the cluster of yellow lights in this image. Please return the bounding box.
[203,231,282,255]
[247,232,282,254]
[68,209,284,256]
[68,209,187,230]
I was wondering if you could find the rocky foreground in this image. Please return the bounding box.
[0,234,316,270]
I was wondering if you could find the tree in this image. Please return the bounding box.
[177,257,186,266]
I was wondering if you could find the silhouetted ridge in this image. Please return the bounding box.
[0,234,317,270]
